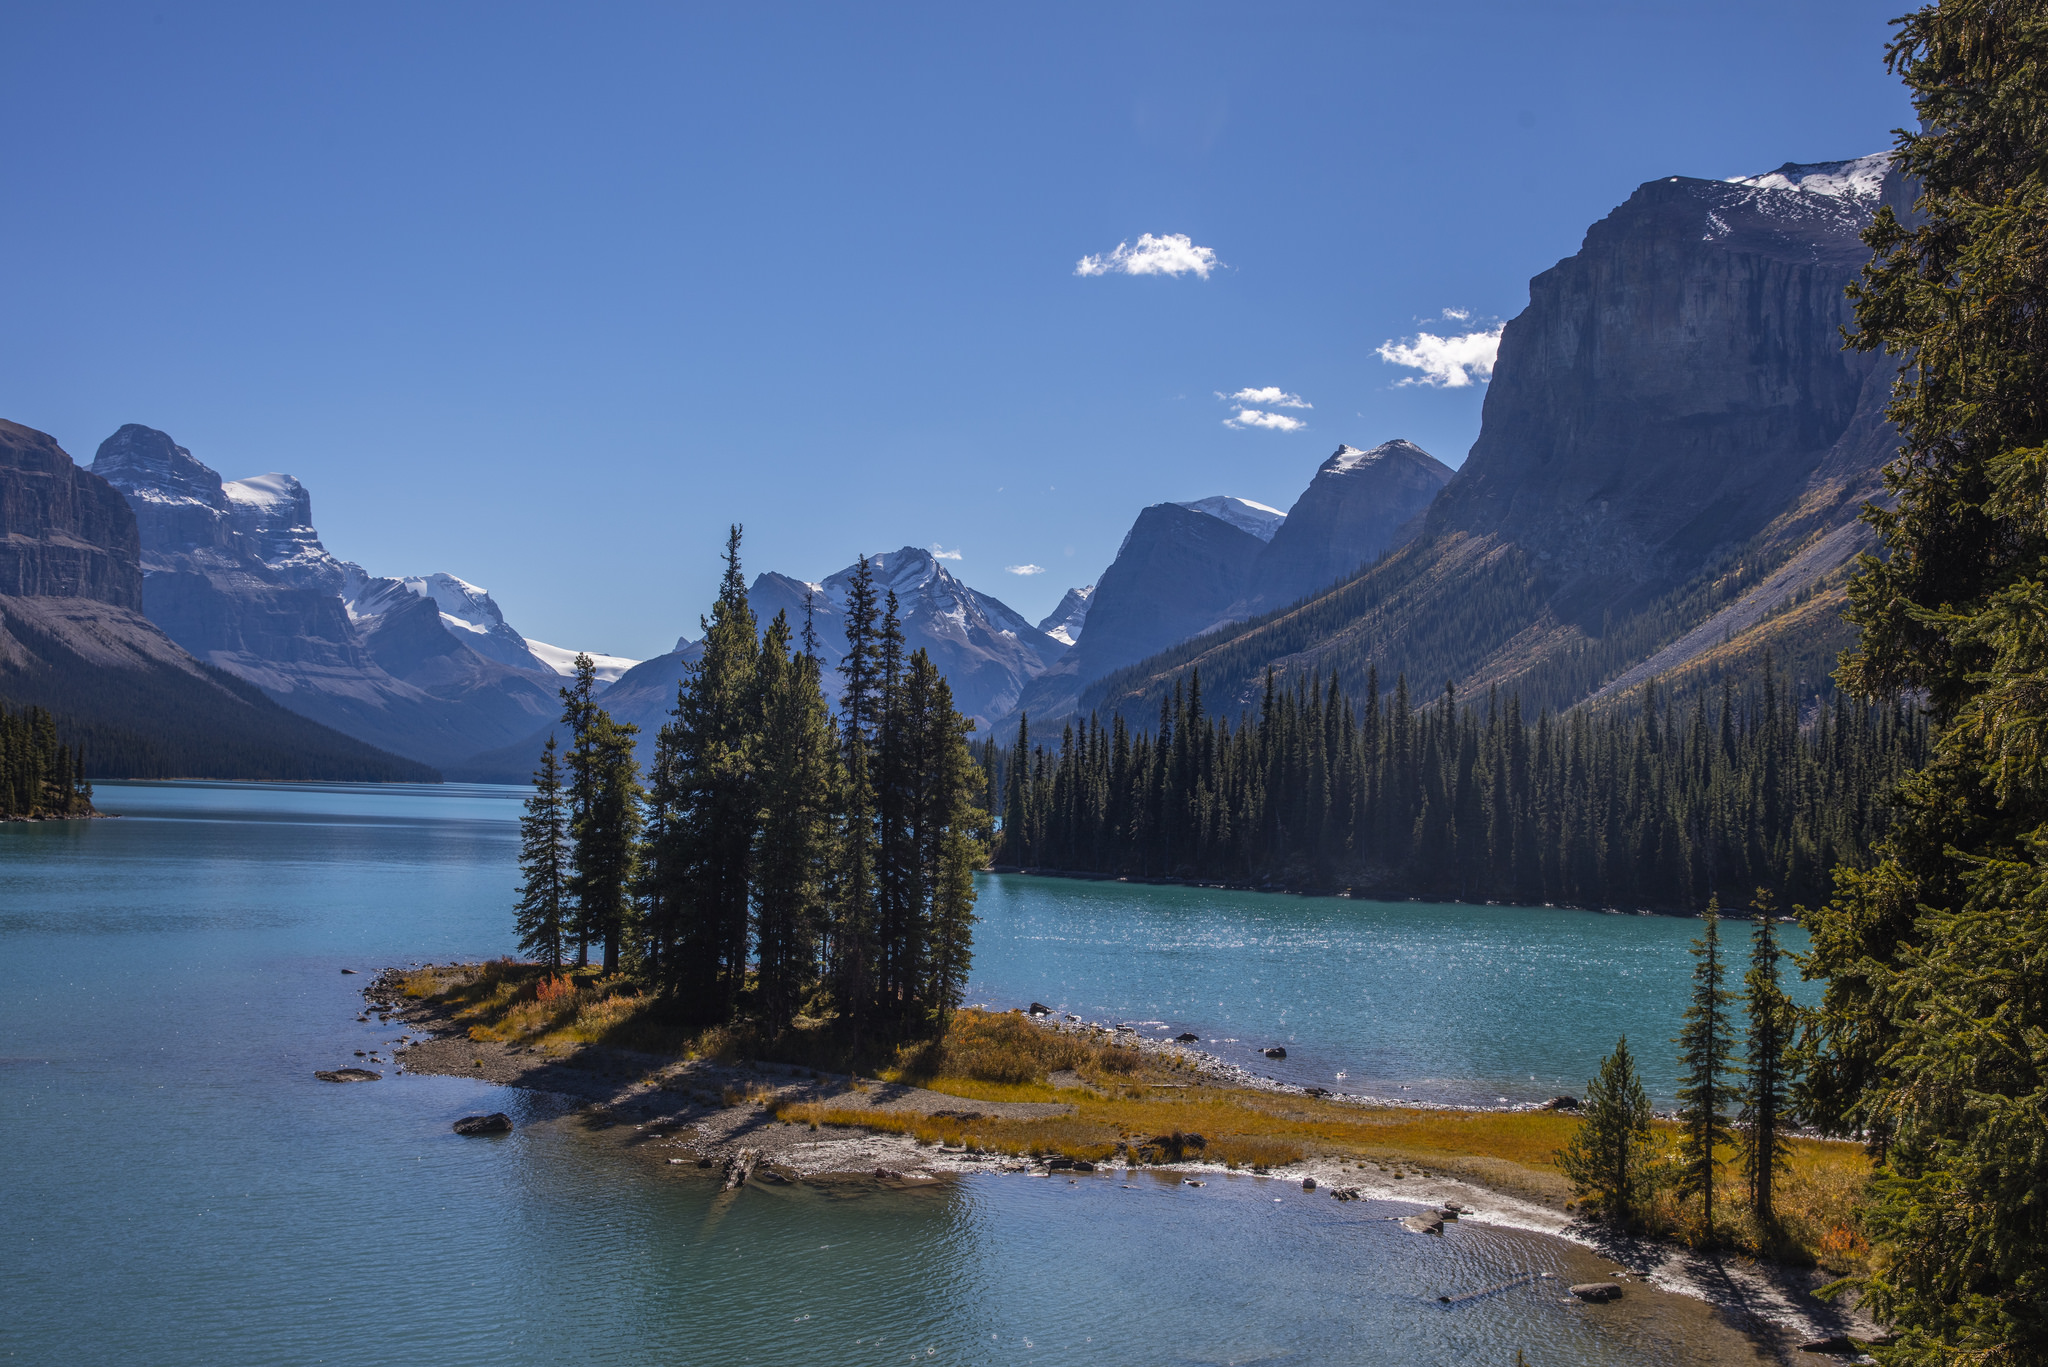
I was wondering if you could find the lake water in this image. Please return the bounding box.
[1,781,1785,1366]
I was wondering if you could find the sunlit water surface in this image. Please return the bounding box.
[1,782,1783,1365]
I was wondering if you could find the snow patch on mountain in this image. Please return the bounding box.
[1037,584,1096,647]
[222,472,347,591]
[1174,495,1287,542]
[1726,152,1887,202]
[523,639,641,684]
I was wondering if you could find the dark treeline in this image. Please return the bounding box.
[517,529,985,1046]
[0,702,93,818]
[991,660,1927,911]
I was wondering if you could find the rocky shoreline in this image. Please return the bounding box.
[343,967,1884,1362]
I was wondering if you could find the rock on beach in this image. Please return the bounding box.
[1570,1283,1622,1303]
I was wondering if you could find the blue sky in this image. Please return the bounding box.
[1,2,1911,658]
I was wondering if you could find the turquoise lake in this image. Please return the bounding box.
[0,781,1795,1365]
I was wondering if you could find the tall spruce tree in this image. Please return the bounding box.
[1794,3,2048,1358]
[578,711,643,975]
[558,653,602,966]
[1739,889,1796,1243]
[753,609,838,1033]
[515,736,571,969]
[658,525,760,1019]
[1674,900,1738,1242]
[1558,1035,1656,1227]
[833,554,882,1046]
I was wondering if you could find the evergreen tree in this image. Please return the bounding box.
[1673,901,1739,1242]
[1558,1036,1656,1227]
[1738,889,1796,1242]
[832,553,882,1046]
[1793,3,2048,1357]
[577,712,643,975]
[515,736,571,969]
[656,525,760,1018]
[558,653,602,966]
[753,609,838,1033]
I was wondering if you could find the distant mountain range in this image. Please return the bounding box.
[0,420,434,781]
[86,424,638,769]
[4,150,1904,780]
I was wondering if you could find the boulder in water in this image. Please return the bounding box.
[453,1112,512,1135]
[314,1068,380,1083]
[1264,1046,1287,1059]
[1570,1283,1622,1303]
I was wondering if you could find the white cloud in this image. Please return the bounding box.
[1376,323,1504,388]
[1221,386,1311,409]
[1439,307,1471,322]
[1075,232,1220,279]
[928,543,962,561]
[1006,563,1046,575]
[1224,408,1307,432]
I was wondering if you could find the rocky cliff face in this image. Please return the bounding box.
[1432,155,1888,624]
[1236,441,1452,614]
[89,424,562,767]
[0,421,143,607]
[1076,154,1899,726]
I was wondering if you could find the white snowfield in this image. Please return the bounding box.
[523,638,641,683]
[1174,495,1287,541]
[1726,151,1888,201]
[220,471,300,511]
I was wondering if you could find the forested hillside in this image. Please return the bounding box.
[991,662,1925,912]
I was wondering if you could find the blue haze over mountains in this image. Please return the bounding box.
[0,152,1908,780]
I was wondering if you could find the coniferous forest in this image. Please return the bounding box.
[990,663,1926,911]
[515,529,986,1046]
[0,702,94,819]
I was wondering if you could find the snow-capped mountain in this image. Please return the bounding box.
[748,546,1066,724]
[88,424,575,767]
[1174,495,1286,542]
[1037,585,1095,647]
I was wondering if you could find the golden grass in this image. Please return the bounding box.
[401,967,1870,1271]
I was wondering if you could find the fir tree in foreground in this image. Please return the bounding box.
[515,737,570,970]
[1673,902,1737,1243]
[1558,1035,1655,1227]
[1738,890,1795,1244]
[1796,1,2048,1357]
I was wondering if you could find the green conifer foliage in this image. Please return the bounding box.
[0,703,93,818]
[558,653,602,966]
[656,525,760,1018]
[585,713,644,974]
[988,670,1922,907]
[1792,2,2048,1356]
[1673,902,1739,1243]
[1558,1035,1656,1227]
[515,736,571,970]
[1739,889,1796,1244]
[753,609,838,1033]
